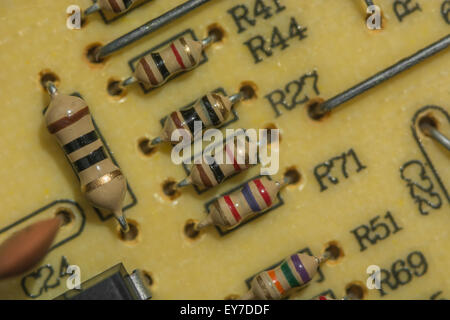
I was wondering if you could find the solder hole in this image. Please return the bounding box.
[239,81,258,100]
[283,166,301,186]
[224,294,240,300]
[307,98,328,121]
[107,78,125,98]
[184,219,200,239]
[55,208,74,226]
[85,43,105,64]
[119,220,139,242]
[264,123,281,144]
[162,179,180,200]
[39,70,60,91]
[208,23,226,43]
[324,241,344,263]
[142,271,154,286]
[345,281,367,300]
[419,114,439,137]
[138,137,156,156]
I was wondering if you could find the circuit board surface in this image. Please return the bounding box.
[0,0,448,300]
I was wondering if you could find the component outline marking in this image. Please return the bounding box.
[160,87,241,194]
[92,0,153,24]
[159,88,239,129]
[43,93,138,221]
[311,289,337,300]
[244,247,326,299]
[411,105,450,204]
[128,29,208,94]
[204,174,284,236]
[0,199,86,252]
[181,128,248,195]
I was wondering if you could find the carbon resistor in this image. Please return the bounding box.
[420,118,450,151]
[85,0,137,15]
[177,137,257,190]
[44,82,129,232]
[241,252,330,300]
[313,295,348,300]
[122,34,216,88]
[195,177,282,231]
[0,216,62,279]
[315,295,335,300]
[151,91,243,146]
[313,294,355,300]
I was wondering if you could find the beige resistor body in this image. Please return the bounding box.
[179,137,256,189]
[85,0,137,15]
[152,91,242,145]
[0,217,62,279]
[44,83,128,231]
[196,177,281,230]
[123,35,215,88]
[242,253,325,300]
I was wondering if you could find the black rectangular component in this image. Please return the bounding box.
[55,264,147,300]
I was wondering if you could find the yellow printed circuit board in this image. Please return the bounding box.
[0,0,449,299]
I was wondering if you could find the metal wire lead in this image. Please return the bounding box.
[116,215,130,233]
[95,0,213,61]
[84,2,100,15]
[313,34,450,117]
[421,122,450,151]
[365,0,375,7]
[45,81,58,97]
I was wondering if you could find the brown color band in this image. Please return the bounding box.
[213,201,227,225]
[82,169,123,193]
[256,275,272,300]
[170,112,184,130]
[109,0,121,13]
[196,164,212,188]
[140,57,158,86]
[47,107,90,134]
